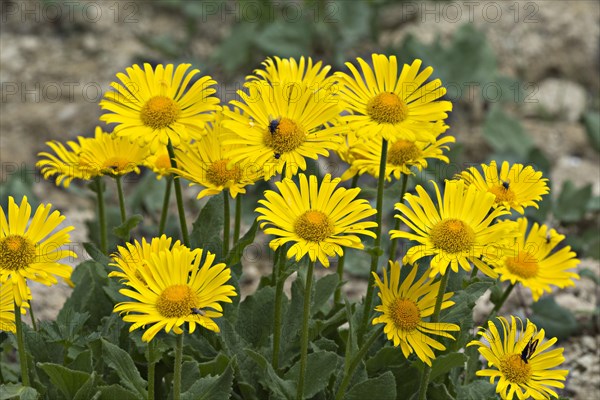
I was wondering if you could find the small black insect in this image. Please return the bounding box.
[269,119,280,135]
[501,180,510,190]
[545,233,551,244]
[274,153,281,159]
[190,307,206,316]
[520,338,538,364]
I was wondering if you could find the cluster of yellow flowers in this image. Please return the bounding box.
[1,54,582,400]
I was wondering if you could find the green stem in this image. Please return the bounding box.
[470,266,479,279]
[271,247,287,370]
[334,326,382,400]
[417,272,450,400]
[28,302,37,332]
[167,141,190,247]
[223,191,230,256]
[233,195,242,243]
[388,173,409,262]
[95,177,107,254]
[297,260,315,400]
[147,340,155,400]
[115,175,127,224]
[486,282,516,321]
[173,334,183,400]
[359,138,388,344]
[14,303,30,386]
[335,175,360,304]
[159,177,173,235]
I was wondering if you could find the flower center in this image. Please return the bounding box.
[389,298,421,331]
[0,235,36,271]
[430,219,475,253]
[500,354,533,385]
[206,159,242,187]
[140,96,181,129]
[294,210,334,242]
[367,92,408,124]
[156,284,196,318]
[102,157,132,173]
[264,117,306,154]
[154,154,172,170]
[387,140,421,166]
[488,184,516,204]
[505,252,539,279]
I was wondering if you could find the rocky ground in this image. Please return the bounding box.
[1,1,598,398]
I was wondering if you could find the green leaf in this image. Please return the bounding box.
[583,111,600,151]
[344,371,396,400]
[180,360,201,393]
[198,352,231,377]
[95,385,140,400]
[456,380,497,400]
[73,372,97,400]
[483,105,533,158]
[530,296,578,340]
[41,306,89,346]
[428,382,455,400]
[430,353,467,381]
[235,286,275,347]
[554,181,593,223]
[190,195,223,258]
[68,350,93,374]
[59,261,114,329]
[112,214,143,241]
[216,320,257,399]
[284,351,338,398]
[38,363,92,400]
[101,339,147,399]
[245,349,295,400]
[0,383,39,400]
[181,361,234,400]
[580,268,600,285]
[82,242,110,265]
[313,273,339,314]
[226,218,259,269]
[212,22,257,74]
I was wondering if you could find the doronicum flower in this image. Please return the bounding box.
[336,54,452,143]
[457,160,549,214]
[79,127,149,177]
[492,218,580,301]
[0,280,30,333]
[108,235,185,284]
[112,246,236,342]
[255,174,377,267]
[351,121,453,181]
[247,56,334,88]
[100,63,220,152]
[37,136,97,187]
[223,73,343,179]
[373,261,460,366]
[390,180,518,278]
[1,196,76,306]
[469,316,568,400]
[172,110,261,199]
[143,148,173,179]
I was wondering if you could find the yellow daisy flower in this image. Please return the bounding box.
[223,76,343,179]
[255,174,377,267]
[108,235,185,283]
[37,136,97,187]
[351,121,454,181]
[390,180,518,278]
[0,196,76,306]
[247,56,334,88]
[469,316,569,400]
[0,280,30,333]
[372,261,460,366]
[337,127,364,182]
[113,246,236,342]
[457,160,549,214]
[79,127,149,177]
[492,218,580,301]
[336,54,452,143]
[172,111,261,199]
[100,63,220,152]
[143,148,172,179]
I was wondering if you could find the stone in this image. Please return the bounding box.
[523,79,588,122]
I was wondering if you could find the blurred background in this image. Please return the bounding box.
[1,1,599,398]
